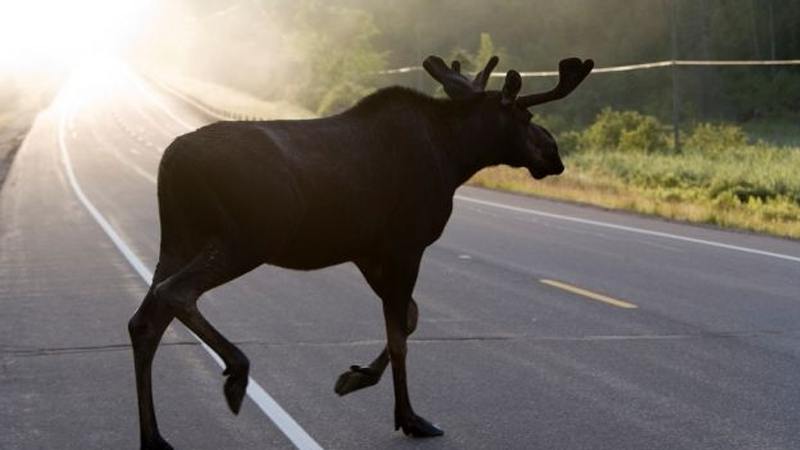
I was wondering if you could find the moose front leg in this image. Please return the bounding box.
[336,260,420,396]
[335,299,418,396]
[381,254,443,438]
[383,295,442,437]
[334,348,388,396]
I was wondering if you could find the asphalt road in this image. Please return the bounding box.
[2,60,799,450]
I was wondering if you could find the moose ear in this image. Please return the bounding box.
[501,70,522,106]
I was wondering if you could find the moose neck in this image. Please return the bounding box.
[436,103,509,188]
[346,87,508,191]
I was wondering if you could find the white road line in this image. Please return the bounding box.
[454,195,800,264]
[59,101,324,450]
[142,69,229,121]
[120,62,197,132]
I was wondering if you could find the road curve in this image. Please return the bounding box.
[1,60,799,450]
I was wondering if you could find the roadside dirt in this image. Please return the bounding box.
[0,70,64,191]
[0,111,38,190]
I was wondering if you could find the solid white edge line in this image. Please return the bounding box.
[454,195,800,264]
[58,98,324,450]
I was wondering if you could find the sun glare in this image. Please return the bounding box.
[0,0,154,69]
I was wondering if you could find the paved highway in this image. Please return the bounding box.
[2,60,799,450]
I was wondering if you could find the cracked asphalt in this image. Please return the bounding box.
[2,61,800,450]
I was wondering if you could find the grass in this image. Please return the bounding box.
[469,145,800,239]
[470,109,800,240]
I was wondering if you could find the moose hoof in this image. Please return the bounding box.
[334,365,381,396]
[141,435,175,450]
[223,366,249,415]
[395,413,444,438]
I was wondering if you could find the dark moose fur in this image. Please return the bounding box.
[128,55,592,449]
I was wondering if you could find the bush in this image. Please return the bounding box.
[581,108,670,153]
[685,123,747,152]
[556,130,583,155]
[618,115,670,153]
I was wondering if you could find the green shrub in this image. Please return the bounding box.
[618,115,670,153]
[555,130,583,155]
[582,108,670,153]
[685,123,747,152]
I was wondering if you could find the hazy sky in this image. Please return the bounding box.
[0,0,154,69]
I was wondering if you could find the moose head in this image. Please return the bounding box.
[423,55,593,180]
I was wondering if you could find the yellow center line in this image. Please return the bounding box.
[540,279,638,309]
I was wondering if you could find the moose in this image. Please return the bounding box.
[128,54,593,449]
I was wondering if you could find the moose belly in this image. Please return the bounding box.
[270,214,382,270]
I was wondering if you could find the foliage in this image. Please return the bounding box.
[580,108,670,153]
[470,143,800,238]
[280,1,387,114]
[132,0,386,115]
[684,123,747,153]
[448,32,509,73]
[471,108,800,238]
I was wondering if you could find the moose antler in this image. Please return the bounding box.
[425,55,593,106]
[517,58,594,108]
[501,70,522,106]
[472,55,498,91]
[423,55,499,100]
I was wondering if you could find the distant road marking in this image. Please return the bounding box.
[540,279,638,309]
[455,195,800,264]
[58,101,324,450]
[121,62,197,132]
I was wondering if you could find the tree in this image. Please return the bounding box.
[284,1,386,114]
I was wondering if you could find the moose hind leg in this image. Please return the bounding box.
[129,281,177,449]
[154,239,257,415]
[335,298,419,396]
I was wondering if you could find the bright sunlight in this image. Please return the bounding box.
[0,0,154,69]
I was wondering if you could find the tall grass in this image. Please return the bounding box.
[470,110,800,239]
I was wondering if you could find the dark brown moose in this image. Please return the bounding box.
[128,54,593,449]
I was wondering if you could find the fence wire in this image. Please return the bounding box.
[377,59,800,77]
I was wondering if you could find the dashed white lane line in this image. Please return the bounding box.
[59,101,324,449]
[455,195,800,264]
